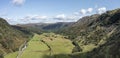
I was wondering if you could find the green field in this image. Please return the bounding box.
[4,33,74,58]
[4,52,18,58]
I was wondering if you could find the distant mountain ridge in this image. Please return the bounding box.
[17,22,74,33]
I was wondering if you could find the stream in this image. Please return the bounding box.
[16,41,27,58]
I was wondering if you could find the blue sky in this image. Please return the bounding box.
[0,0,120,24]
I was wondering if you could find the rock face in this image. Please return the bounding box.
[85,9,120,58]
[59,9,120,58]
[0,18,32,56]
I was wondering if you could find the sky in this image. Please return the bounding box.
[0,0,120,25]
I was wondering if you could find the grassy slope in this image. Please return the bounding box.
[4,52,18,58]
[0,18,33,57]
[65,8,120,58]
[4,33,74,58]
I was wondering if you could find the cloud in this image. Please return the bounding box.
[54,14,66,20]
[79,8,93,15]
[97,7,107,14]
[5,13,82,25]
[5,18,19,25]
[35,16,47,19]
[87,8,93,13]
[78,7,107,15]
[80,9,87,15]
[5,7,107,25]
[18,15,48,24]
[53,14,81,23]
[12,0,25,6]
[24,15,47,20]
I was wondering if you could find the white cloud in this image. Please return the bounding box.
[79,8,93,15]
[5,7,95,25]
[18,15,48,24]
[53,14,81,23]
[78,7,106,15]
[80,9,87,15]
[87,8,93,13]
[5,7,107,25]
[5,13,82,25]
[35,16,47,19]
[31,15,47,20]
[5,18,19,25]
[54,14,66,20]
[97,7,107,14]
[24,15,47,20]
[12,0,25,6]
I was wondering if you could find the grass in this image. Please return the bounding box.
[4,33,74,58]
[81,44,97,53]
[19,34,49,58]
[4,52,18,58]
[41,33,74,54]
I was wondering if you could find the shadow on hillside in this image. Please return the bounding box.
[0,54,3,58]
[42,54,72,58]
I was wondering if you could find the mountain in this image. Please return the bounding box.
[17,22,74,33]
[57,14,100,39]
[0,18,33,57]
[41,22,74,31]
[16,23,46,34]
[2,8,120,58]
[14,8,120,58]
[58,8,120,58]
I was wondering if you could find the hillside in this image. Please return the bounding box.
[58,8,120,58]
[17,22,74,33]
[41,22,74,31]
[0,18,33,57]
[16,23,45,34]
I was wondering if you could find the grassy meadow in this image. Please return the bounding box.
[4,33,74,58]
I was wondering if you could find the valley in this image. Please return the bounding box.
[0,8,120,58]
[4,33,74,58]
